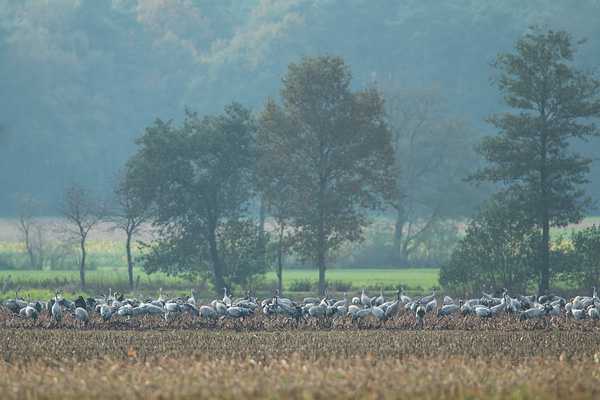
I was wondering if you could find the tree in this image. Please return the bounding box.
[255,54,399,296]
[470,26,600,293]
[126,103,268,291]
[107,171,152,293]
[384,83,484,267]
[56,180,105,291]
[13,192,44,270]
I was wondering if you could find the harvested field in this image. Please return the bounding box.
[1,329,600,399]
[1,308,600,399]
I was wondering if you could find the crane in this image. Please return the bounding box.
[52,291,62,325]
[360,285,372,308]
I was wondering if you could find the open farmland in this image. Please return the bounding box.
[1,327,600,399]
[2,300,600,399]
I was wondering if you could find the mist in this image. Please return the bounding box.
[1,0,599,215]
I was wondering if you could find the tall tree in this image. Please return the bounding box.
[384,83,483,267]
[107,171,152,293]
[255,54,399,296]
[126,103,268,291]
[56,180,105,291]
[470,26,600,293]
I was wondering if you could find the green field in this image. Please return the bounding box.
[0,267,440,302]
[267,268,440,292]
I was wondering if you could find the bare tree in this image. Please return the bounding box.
[56,180,105,291]
[107,171,152,292]
[13,192,44,269]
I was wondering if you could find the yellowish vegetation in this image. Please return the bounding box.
[0,329,599,399]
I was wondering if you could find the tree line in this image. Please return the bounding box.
[8,27,600,296]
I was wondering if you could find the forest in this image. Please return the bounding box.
[1,0,600,217]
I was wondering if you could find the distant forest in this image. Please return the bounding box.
[1,0,599,216]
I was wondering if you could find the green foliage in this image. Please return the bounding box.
[127,103,264,290]
[439,201,541,293]
[560,225,600,290]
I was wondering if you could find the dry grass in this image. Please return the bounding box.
[1,310,600,399]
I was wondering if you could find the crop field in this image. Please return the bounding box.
[1,307,600,399]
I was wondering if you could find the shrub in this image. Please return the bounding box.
[288,279,313,292]
[326,280,353,292]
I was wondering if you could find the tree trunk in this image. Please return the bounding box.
[539,215,550,294]
[277,225,284,295]
[80,238,86,292]
[317,227,326,297]
[539,117,550,294]
[393,204,408,267]
[126,233,133,293]
[207,215,226,292]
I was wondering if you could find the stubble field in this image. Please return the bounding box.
[1,309,600,399]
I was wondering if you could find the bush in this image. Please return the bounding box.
[288,279,313,292]
[326,280,353,292]
[439,202,539,294]
[558,225,600,291]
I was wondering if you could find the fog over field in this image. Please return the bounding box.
[1,1,599,216]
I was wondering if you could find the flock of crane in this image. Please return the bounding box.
[1,285,599,329]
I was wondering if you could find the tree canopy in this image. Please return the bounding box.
[255,53,399,295]
[126,103,268,291]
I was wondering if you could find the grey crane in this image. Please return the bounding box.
[100,303,112,322]
[346,305,361,317]
[400,287,411,304]
[164,301,182,321]
[262,301,278,319]
[200,305,218,322]
[374,288,384,307]
[223,287,232,307]
[385,290,401,319]
[442,296,454,306]
[420,288,436,306]
[333,293,348,308]
[187,289,196,307]
[351,307,372,325]
[308,303,327,321]
[303,296,320,305]
[71,307,89,328]
[371,305,387,324]
[360,285,372,308]
[151,287,165,307]
[520,305,551,327]
[415,303,426,327]
[181,302,200,316]
[425,296,437,314]
[436,303,460,322]
[475,305,492,319]
[52,291,62,324]
[572,308,587,320]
